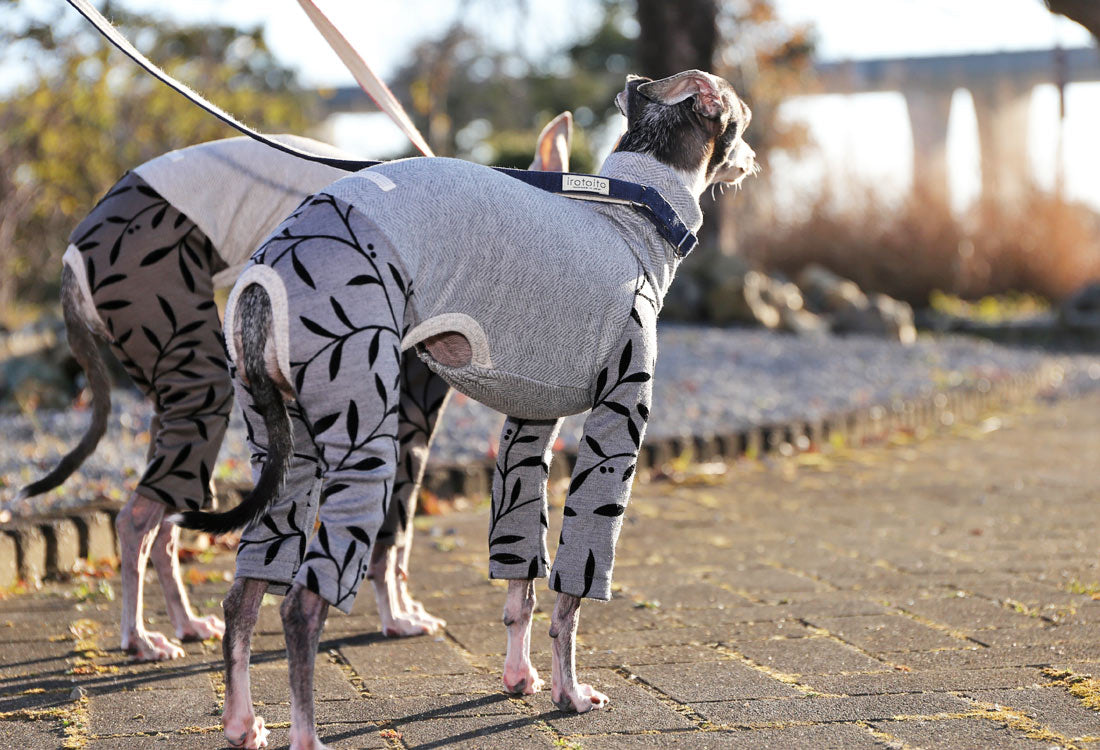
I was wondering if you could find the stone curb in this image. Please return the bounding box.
[1,366,1062,587]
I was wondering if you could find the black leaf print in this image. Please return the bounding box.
[349,527,371,545]
[306,568,320,594]
[603,401,631,417]
[291,249,315,288]
[367,330,380,367]
[585,435,607,458]
[295,366,307,394]
[372,373,386,403]
[300,316,338,338]
[347,274,380,286]
[169,444,192,471]
[329,339,344,380]
[173,212,187,229]
[304,550,327,563]
[351,456,384,471]
[162,390,188,406]
[553,572,562,591]
[75,222,102,246]
[318,524,332,555]
[622,464,635,482]
[94,274,126,291]
[140,245,174,266]
[109,234,124,265]
[627,418,640,447]
[176,320,205,335]
[618,340,633,378]
[563,506,577,517]
[388,263,407,295]
[513,456,545,469]
[330,297,353,328]
[592,504,625,517]
[346,401,359,442]
[321,482,349,500]
[582,550,596,597]
[151,204,167,229]
[630,307,642,326]
[342,541,357,571]
[490,535,524,546]
[85,259,96,288]
[595,368,608,399]
[264,537,286,566]
[490,553,525,565]
[157,296,176,328]
[142,326,161,350]
[510,478,522,505]
[97,299,131,310]
[313,412,340,434]
[621,372,651,383]
[178,252,195,292]
[637,403,650,420]
[540,511,548,527]
[78,240,99,251]
[105,215,127,225]
[512,434,539,444]
[135,184,160,197]
[569,467,594,494]
[527,558,540,579]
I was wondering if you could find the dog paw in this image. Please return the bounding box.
[224,714,269,748]
[552,683,609,713]
[177,613,225,642]
[381,615,434,638]
[503,664,544,695]
[124,629,186,661]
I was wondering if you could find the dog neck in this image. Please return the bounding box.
[596,151,704,302]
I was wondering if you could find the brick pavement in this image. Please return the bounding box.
[3,392,1100,748]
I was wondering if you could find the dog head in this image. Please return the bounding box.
[614,70,757,194]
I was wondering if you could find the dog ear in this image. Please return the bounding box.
[636,69,723,119]
[530,111,573,172]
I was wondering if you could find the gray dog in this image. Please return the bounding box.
[177,70,756,750]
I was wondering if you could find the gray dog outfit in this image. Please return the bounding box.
[65,137,450,540]
[226,151,702,611]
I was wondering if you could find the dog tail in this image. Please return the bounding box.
[171,284,292,535]
[16,265,113,503]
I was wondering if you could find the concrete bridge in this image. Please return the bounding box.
[816,47,1100,207]
[316,47,1100,207]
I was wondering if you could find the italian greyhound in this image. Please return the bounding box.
[9,114,573,665]
[177,70,755,749]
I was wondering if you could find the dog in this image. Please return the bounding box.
[9,115,573,664]
[175,69,756,749]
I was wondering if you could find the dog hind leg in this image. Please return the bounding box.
[282,584,330,750]
[149,517,224,641]
[222,577,270,749]
[117,492,185,660]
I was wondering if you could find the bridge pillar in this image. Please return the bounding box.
[903,87,954,204]
[971,79,1034,208]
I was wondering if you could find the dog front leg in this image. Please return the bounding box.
[549,592,607,712]
[369,352,449,636]
[502,578,543,694]
[117,492,185,660]
[149,517,225,642]
[281,583,330,750]
[222,577,269,749]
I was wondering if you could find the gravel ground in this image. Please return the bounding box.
[3,326,1099,516]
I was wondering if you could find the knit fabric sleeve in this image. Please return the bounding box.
[549,284,658,600]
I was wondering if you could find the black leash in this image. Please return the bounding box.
[66,0,699,257]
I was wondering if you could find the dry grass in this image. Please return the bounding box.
[745,186,1100,306]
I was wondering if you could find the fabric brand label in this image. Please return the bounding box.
[562,174,610,195]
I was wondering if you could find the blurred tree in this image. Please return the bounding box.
[0,1,317,308]
[1046,0,1100,41]
[636,0,718,76]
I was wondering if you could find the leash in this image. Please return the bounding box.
[64,0,698,257]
